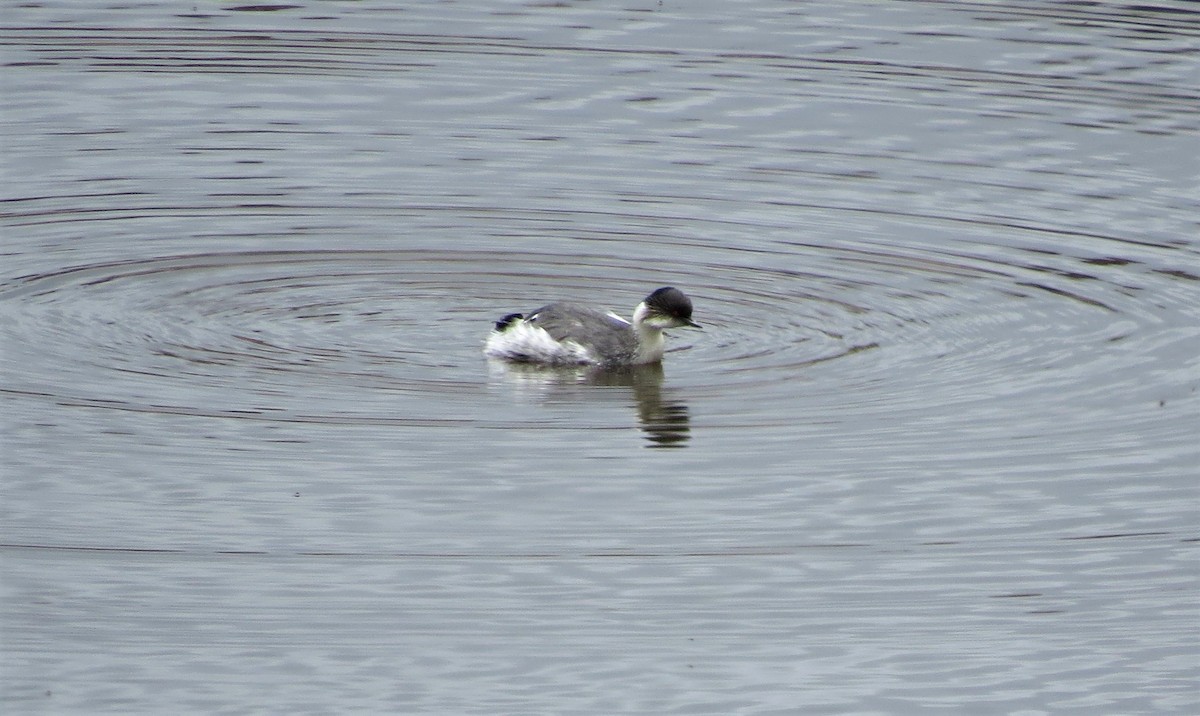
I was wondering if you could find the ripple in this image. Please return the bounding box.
[3,201,1195,444]
[3,4,1198,713]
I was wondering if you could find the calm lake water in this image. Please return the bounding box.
[2,1,1198,713]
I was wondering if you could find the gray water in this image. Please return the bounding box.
[2,1,1198,713]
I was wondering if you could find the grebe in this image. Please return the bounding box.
[484,286,699,366]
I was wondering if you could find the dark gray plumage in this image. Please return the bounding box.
[485,286,699,366]
[525,302,639,364]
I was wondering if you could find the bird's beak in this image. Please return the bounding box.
[686,319,702,330]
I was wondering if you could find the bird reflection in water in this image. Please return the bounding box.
[487,361,691,448]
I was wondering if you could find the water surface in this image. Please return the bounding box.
[2,1,1198,713]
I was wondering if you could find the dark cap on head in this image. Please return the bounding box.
[645,286,700,327]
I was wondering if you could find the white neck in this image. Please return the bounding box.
[632,302,666,364]
[632,301,650,326]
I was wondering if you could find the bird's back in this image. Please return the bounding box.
[527,302,636,363]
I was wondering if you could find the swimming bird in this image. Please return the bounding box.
[484,286,699,366]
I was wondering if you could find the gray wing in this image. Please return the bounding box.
[527,302,636,359]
